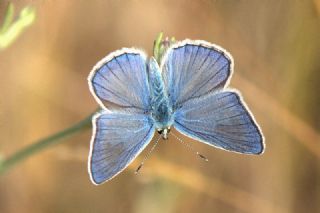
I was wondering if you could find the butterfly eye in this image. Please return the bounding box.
[157,129,163,134]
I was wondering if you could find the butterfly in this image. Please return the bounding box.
[87,39,265,185]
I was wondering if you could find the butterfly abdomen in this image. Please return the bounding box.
[148,57,173,129]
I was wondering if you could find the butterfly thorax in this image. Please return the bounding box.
[148,57,173,134]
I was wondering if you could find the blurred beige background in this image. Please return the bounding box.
[0,0,320,212]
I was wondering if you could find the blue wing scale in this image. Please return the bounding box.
[162,40,233,108]
[88,49,150,113]
[174,91,264,154]
[88,112,155,184]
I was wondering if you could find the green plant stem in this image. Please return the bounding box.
[0,111,96,174]
[0,3,14,33]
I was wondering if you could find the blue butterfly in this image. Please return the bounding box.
[87,39,265,185]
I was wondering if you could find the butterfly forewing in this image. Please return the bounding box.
[174,90,264,154]
[89,112,155,184]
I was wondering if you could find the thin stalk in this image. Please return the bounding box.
[0,111,96,174]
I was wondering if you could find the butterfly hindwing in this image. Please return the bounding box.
[88,112,155,184]
[161,40,233,108]
[173,90,264,154]
[88,49,150,113]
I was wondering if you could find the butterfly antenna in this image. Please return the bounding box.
[135,134,162,174]
[171,132,209,162]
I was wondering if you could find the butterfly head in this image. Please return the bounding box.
[157,126,171,140]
